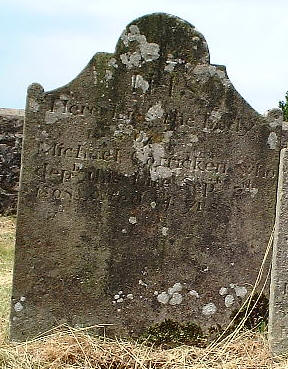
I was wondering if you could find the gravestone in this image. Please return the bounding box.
[269,147,288,355]
[11,13,281,341]
[0,109,24,214]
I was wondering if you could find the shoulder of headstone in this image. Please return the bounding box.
[263,108,284,127]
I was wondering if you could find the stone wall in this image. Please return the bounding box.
[0,108,24,215]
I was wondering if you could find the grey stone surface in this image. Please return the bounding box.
[269,148,288,356]
[11,13,281,341]
[0,109,24,214]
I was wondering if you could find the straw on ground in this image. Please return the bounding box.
[1,216,288,369]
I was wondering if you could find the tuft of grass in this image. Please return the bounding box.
[0,216,16,344]
[230,293,269,332]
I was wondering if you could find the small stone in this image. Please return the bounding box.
[126,294,133,300]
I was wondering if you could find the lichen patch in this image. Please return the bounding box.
[132,74,149,93]
[169,292,183,305]
[234,286,248,298]
[29,98,40,112]
[202,303,217,316]
[157,292,170,304]
[145,103,164,121]
[219,287,228,296]
[14,302,24,312]
[129,216,137,224]
[164,55,185,72]
[168,283,183,295]
[267,132,278,150]
[120,52,141,69]
[161,226,169,236]
[224,294,235,307]
[188,290,200,298]
[120,24,160,68]
[105,70,113,81]
[108,58,118,68]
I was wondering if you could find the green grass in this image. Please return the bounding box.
[0,216,15,342]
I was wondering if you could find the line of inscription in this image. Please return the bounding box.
[47,97,255,136]
[35,181,206,214]
[38,142,121,162]
[50,98,95,116]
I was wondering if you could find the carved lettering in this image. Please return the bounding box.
[163,109,184,130]
[38,142,121,163]
[50,98,95,116]
[236,161,277,180]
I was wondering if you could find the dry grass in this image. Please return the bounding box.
[1,216,288,368]
[1,327,288,369]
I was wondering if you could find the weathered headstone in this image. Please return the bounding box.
[269,147,288,356]
[11,13,281,341]
[0,109,24,214]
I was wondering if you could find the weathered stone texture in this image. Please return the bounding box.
[11,13,281,341]
[269,148,288,355]
[0,109,24,214]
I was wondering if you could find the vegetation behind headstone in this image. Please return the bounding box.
[279,91,288,121]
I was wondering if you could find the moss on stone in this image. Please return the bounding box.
[138,319,206,347]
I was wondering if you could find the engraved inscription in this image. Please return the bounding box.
[112,103,256,135]
[50,98,95,116]
[38,142,121,162]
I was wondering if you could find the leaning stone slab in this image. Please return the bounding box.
[269,147,288,356]
[11,13,281,341]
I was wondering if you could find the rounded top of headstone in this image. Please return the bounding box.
[115,13,210,69]
[265,108,283,121]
